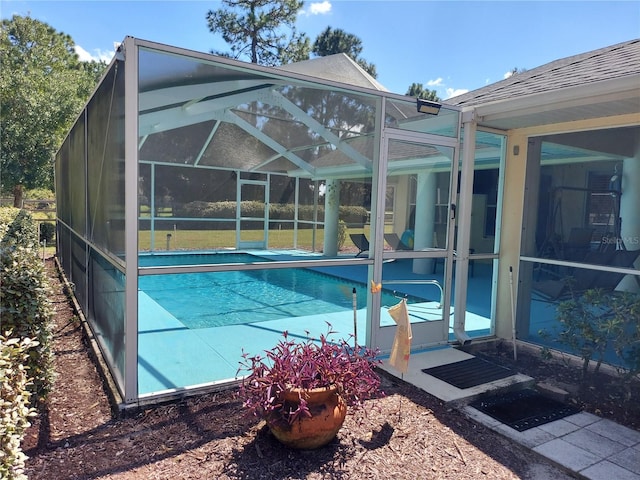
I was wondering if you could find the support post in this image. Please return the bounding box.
[452,110,477,345]
[323,179,340,256]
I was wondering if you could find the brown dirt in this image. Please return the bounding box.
[21,257,636,479]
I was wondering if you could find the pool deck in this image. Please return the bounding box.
[137,249,494,396]
[138,293,490,395]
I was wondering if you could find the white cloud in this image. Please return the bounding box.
[426,77,444,87]
[310,1,332,14]
[74,45,93,62]
[74,45,114,63]
[301,1,332,16]
[444,88,469,99]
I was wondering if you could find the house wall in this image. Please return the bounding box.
[494,112,640,340]
[470,194,495,253]
[390,175,410,234]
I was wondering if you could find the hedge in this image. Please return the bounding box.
[0,334,38,480]
[0,208,54,403]
[38,222,55,243]
[174,201,369,229]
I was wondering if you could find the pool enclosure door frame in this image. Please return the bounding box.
[368,124,462,352]
[237,178,269,249]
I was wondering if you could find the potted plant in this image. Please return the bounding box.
[237,325,382,449]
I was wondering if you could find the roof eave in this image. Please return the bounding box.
[469,74,640,129]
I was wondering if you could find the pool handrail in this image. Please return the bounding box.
[382,279,443,308]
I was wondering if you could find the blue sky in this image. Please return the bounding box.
[2,0,638,98]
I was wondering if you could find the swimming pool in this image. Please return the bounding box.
[139,253,424,329]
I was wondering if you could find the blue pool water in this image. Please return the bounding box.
[139,253,424,329]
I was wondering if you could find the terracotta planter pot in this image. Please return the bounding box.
[266,385,347,449]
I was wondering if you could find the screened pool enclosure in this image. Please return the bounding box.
[55,38,504,405]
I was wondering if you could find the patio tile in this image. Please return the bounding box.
[609,447,640,474]
[494,424,555,448]
[564,412,601,427]
[586,419,640,447]
[563,428,625,457]
[533,438,601,471]
[538,418,582,437]
[580,460,640,480]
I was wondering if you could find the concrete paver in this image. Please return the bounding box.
[533,437,602,471]
[586,419,640,447]
[495,424,555,449]
[610,448,640,473]
[564,412,601,427]
[581,460,640,480]
[538,418,582,436]
[562,427,627,457]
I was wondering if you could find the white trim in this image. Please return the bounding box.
[520,256,640,276]
[139,257,373,276]
[124,37,139,404]
[366,96,386,349]
[475,75,640,122]
[452,115,477,345]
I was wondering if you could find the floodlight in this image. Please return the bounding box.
[416,99,441,115]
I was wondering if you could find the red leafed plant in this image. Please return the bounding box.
[237,324,382,424]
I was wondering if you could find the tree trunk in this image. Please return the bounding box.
[13,184,24,208]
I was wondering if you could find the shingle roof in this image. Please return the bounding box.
[446,39,640,107]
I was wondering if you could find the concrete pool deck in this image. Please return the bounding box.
[137,293,491,395]
[136,250,493,395]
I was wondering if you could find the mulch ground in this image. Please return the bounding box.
[23,257,635,479]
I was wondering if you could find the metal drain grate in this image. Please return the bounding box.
[471,389,580,431]
[421,357,515,389]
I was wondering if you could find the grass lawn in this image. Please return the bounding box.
[138,227,335,251]
[20,201,389,254]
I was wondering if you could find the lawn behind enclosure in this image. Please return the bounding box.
[139,227,332,252]
[2,196,395,254]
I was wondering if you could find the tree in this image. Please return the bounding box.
[206,0,310,66]
[406,83,440,102]
[0,15,105,206]
[312,27,377,78]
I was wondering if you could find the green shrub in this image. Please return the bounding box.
[0,208,20,239]
[337,220,347,250]
[175,201,237,219]
[0,333,38,480]
[297,205,324,223]
[24,188,54,200]
[543,289,640,398]
[2,210,39,249]
[338,205,369,226]
[38,222,55,243]
[175,201,369,230]
[0,208,54,403]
